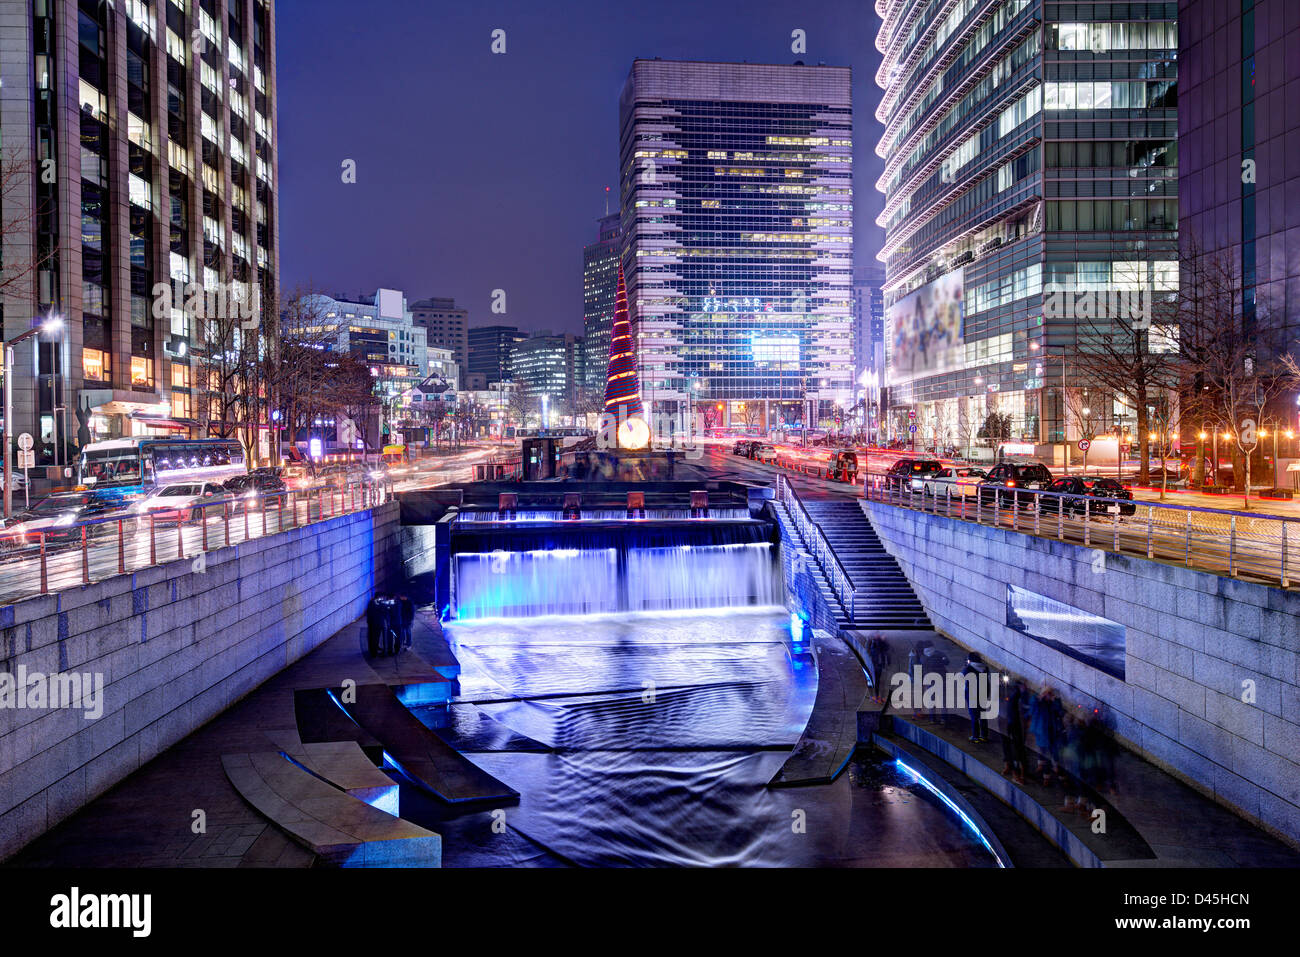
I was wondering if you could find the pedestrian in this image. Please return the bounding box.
[1001,680,1029,784]
[868,636,891,702]
[961,652,988,742]
[397,593,415,650]
[364,593,385,657]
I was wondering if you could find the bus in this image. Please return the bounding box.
[77,438,246,500]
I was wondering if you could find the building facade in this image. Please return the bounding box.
[582,212,621,395]
[619,59,854,433]
[875,0,1178,454]
[1179,0,1299,346]
[509,331,577,410]
[410,296,468,379]
[467,323,525,386]
[0,0,279,466]
[853,263,886,434]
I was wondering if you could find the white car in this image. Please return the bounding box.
[923,466,987,497]
[132,482,232,524]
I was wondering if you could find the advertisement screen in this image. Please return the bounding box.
[887,268,964,385]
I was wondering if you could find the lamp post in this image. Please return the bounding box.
[4,316,64,518]
[1030,342,1069,473]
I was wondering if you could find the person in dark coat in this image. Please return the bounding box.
[365,594,385,657]
[1001,680,1029,784]
[961,653,989,742]
[397,593,415,650]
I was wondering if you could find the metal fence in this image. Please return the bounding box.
[0,481,394,608]
[775,474,858,618]
[863,472,1299,588]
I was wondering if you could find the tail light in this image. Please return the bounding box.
[1006,480,1016,487]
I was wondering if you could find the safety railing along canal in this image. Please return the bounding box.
[862,472,1300,588]
[0,480,395,608]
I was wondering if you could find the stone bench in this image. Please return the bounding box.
[222,751,441,867]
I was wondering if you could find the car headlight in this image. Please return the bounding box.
[54,513,77,527]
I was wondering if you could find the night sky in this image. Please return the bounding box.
[275,0,885,335]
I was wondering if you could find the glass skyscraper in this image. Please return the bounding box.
[875,0,1178,454]
[582,213,622,395]
[619,59,853,432]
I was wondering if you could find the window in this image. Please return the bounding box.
[131,356,154,387]
[171,392,192,420]
[83,349,110,382]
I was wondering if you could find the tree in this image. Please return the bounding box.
[1064,263,1181,485]
[1064,388,1102,474]
[1178,245,1298,507]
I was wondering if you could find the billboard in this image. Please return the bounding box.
[887,268,964,385]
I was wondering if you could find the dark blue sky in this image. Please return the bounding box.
[276,0,885,335]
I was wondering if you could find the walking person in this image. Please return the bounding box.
[961,652,989,743]
[867,636,891,703]
[1001,680,1029,784]
[397,593,415,650]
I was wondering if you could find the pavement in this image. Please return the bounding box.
[5,605,489,867]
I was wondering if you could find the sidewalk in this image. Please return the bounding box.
[5,609,456,867]
[860,629,1300,867]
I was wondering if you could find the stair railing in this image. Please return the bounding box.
[776,475,858,621]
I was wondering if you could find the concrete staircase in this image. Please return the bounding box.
[801,499,931,631]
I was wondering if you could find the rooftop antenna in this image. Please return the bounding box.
[604,185,611,216]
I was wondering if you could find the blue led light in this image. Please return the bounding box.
[894,758,1006,868]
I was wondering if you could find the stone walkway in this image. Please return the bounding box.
[6,609,465,867]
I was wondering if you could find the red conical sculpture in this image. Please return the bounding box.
[603,263,643,419]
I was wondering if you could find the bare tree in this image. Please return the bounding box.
[1178,244,1298,507]
[1064,388,1102,474]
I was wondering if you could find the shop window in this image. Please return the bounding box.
[131,355,154,387]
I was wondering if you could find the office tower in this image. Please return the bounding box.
[467,324,526,386]
[582,212,621,394]
[619,59,853,432]
[410,297,468,377]
[1179,0,1299,341]
[0,0,279,464]
[875,1,1178,452]
[508,332,577,409]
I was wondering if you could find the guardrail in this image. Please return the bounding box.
[863,471,1298,588]
[0,480,394,608]
[776,475,858,618]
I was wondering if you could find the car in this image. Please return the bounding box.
[750,443,776,461]
[884,458,945,493]
[732,440,757,456]
[978,462,1054,506]
[0,491,122,554]
[224,468,287,498]
[132,482,233,524]
[922,466,987,497]
[1039,476,1137,516]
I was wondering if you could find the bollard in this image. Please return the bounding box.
[81,525,90,584]
[626,491,645,519]
[499,492,518,520]
[563,493,581,520]
[118,519,126,574]
[39,532,48,593]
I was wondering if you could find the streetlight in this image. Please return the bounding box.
[4,315,64,517]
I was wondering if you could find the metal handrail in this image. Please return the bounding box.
[0,478,394,606]
[863,471,1298,588]
[776,475,859,619]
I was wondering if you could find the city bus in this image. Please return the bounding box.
[77,437,246,501]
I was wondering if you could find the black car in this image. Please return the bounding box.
[1039,476,1137,516]
[1,491,122,555]
[978,462,1054,506]
[732,440,757,456]
[224,468,287,496]
[885,458,944,492]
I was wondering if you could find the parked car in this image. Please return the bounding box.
[132,482,233,524]
[224,468,287,498]
[1039,476,1136,516]
[0,490,122,555]
[750,443,776,461]
[978,462,1054,506]
[885,458,945,493]
[732,439,756,456]
[922,466,986,497]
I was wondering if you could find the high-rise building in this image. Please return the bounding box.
[297,289,427,401]
[410,297,468,375]
[0,0,279,464]
[619,59,854,432]
[467,324,526,386]
[853,264,886,439]
[582,212,621,394]
[508,331,577,409]
[1179,0,1299,342]
[875,1,1178,452]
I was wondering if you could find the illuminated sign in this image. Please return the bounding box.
[887,268,965,385]
[701,297,774,314]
